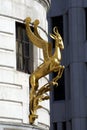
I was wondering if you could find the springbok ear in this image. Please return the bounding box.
[50,33,56,39]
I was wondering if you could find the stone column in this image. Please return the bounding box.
[69,7,86,130]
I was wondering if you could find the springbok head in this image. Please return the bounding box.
[50,26,64,50]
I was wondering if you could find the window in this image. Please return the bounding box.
[16,22,33,74]
[62,122,66,130]
[52,16,63,40]
[53,122,57,130]
[53,122,66,130]
[53,71,65,101]
[85,8,87,40]
[69,120,72,130]
[52,15,63,48]
[51,16,65,101]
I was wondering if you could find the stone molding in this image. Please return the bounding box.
[35,0,51,10]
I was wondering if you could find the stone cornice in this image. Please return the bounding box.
[35,0,51,10]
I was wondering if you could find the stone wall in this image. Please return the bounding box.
[0,0,50,129]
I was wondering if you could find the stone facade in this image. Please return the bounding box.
[0,0,50,130]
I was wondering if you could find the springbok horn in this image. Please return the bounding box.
[53,26,59,35]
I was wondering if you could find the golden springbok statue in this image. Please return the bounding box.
[24,17,64,124]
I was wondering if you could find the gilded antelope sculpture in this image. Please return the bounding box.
[24,17,64,124]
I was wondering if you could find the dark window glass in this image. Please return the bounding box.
[69,120,72,130]
[53,71,65,101]
[53,122,57,130]
[52,16,63,48]
[16,22,33,74]
[85,8,87,40]
[62,122,66,130]
[51,15,65,101]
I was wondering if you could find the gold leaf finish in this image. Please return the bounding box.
[24,17,64,124]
